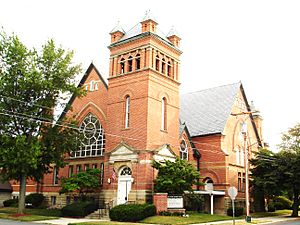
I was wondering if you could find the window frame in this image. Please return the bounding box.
[125,96,130,129]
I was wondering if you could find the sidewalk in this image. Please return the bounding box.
[190,215,300,225]
[33,215,300,225]
[34,218,109,225]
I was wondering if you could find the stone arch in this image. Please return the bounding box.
[76,102,107,124]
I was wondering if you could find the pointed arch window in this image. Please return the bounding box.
[180,140,188,160]
[167,61,172,77]
[135,54,141,70]
[161,58,166,74]
[155,56,160,71]
[120,58,125,74]
[128,56,133,72]
[72,113,105,158]
[125,96,130,129]
[161,97,167,130]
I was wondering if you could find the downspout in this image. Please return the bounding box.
[193,149,201,191]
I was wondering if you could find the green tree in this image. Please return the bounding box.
[278,123,300,217]
[60,168,101,199]
[152,158,202,195]
[250,123,300,217]
[0,30,83,213]
[250,148,281,211]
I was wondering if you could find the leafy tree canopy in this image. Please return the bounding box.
[251,123,300,217]
[152,158,202,195]
[0,29,83,213]
[60,168,101,198]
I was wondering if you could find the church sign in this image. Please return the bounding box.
[167,196,183,209]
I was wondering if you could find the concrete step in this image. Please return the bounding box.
[85,208,109,219]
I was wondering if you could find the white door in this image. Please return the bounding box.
[117,167,132,205]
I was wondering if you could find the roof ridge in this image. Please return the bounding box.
[182,81,241,95]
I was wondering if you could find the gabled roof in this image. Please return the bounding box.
[180,82,241,137]
[57,63,107,122]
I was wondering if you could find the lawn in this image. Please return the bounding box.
[0,207,61,221]
[69,210,296,225]
[251,209,293,218]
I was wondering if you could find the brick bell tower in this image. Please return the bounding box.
[103,11,182,204]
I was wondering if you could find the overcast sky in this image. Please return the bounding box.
[1,0,299,151]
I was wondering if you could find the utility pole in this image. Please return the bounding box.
[241,122,251,222]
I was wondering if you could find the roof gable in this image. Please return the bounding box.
[180,82,241,137]
[57,63,107,121]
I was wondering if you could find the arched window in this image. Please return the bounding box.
[120,166,132,176]
[120,58,125,74]
[161,97,167,130]
[125,96,130,129]
[180,140,188,160]
[135,54,141,70]
[155,56,160,71]
[73,113,105,158]
[161,58,166,74]
[167,61,172,77]
[128,56,133,72]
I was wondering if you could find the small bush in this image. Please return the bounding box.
[159,211,172,216]
[3,198,18,207]
[273,196,292,210]
[25,193,45,208]
[227,207,244,217]
[61,201,97,217]
[268,203,276,212]
[109,204,156,222]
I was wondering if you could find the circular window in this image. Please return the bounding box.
[72,113,105,158]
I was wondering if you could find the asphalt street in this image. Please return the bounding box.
[269,219,300,225]
[0,219,47,225]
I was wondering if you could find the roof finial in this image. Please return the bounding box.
[142,9,157,23]
[110,21,125,34]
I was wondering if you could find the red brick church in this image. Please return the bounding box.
[8,12,264,213]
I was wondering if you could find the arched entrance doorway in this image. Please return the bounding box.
[117,166,132,205]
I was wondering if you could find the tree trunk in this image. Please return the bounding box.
[291,187,299,217]
[18,174,27,214]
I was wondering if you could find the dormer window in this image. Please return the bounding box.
[136,54,141,70]
[120,58,125,74]
[128,56,133,72]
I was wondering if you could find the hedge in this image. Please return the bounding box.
[61,201,97,217]
[109,204,156,222]
[227,207,244,217]
[273,196,292,210]
[25,193,45,208]
[3,198,18,207]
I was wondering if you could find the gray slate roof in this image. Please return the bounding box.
[180,82,241,137]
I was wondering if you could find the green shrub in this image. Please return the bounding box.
[61,201,97,217]
[273,196,292,210]
[184,194,204,211]
[159,211,172,216]
[227,207,244,217]
[268,203,276,212]
[25,193,45,208]
[109,204,156,222]
[3,198,18,207]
